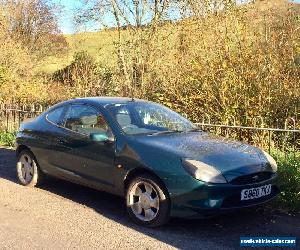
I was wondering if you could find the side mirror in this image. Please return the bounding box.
[90,132,109,142]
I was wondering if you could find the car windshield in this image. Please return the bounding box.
[105,101,198,135]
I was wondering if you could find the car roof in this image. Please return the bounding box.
[52,97,149,110]
[76,96,149,105]
[77,96,142,104]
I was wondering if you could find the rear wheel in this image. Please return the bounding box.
[16,150,43,187]
[126,174,170,227]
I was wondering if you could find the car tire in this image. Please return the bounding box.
[16,150,44,187]
[126,174,170,227]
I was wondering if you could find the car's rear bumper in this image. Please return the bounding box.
[170,173,280,218]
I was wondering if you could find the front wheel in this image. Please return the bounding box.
[16,150,43,187]
[126,174,170,227]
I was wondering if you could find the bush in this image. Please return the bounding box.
[0,66,10,85]
[273,150,300,212]
[53,51,96,85]
[52,51,114,97]
[108,1,300,128]
[0,132,16,148]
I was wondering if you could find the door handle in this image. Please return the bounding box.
[57,138,66,144]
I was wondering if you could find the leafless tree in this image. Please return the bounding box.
[0,0,68,58]
[77,0,176,96]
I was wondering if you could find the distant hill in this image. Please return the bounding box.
[37,0,300,75]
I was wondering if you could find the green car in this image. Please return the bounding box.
[16,97,279,227]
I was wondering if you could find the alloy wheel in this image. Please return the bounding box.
[128,181,160,222]
[17,154,34,184]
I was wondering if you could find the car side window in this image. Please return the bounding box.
[63,104,112,137]
[47,106,65,125]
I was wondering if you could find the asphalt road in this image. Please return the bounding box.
[0,147,299,250]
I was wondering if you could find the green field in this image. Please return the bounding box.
[37,30,119,74]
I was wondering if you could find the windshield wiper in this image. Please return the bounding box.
[186,128,202,132]
[148,128,201,135]
[148,130,184,136]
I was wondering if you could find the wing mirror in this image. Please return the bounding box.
[90,132,110,142]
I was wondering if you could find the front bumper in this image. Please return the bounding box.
[170,173,280,218]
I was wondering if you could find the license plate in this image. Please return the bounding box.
[241,184,272,201]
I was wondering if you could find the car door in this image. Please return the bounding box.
[55,103,116,192]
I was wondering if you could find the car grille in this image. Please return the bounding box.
[230,172,274,185]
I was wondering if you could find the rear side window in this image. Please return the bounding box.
[47,107,64,125]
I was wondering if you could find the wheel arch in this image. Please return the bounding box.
[124,167,169,196]
[16,144,33,157]
[124,167,172,227]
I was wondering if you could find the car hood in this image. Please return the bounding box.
[131,132,272,182]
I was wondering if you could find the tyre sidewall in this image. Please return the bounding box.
[16,150,39,187]
[126,174,170,227]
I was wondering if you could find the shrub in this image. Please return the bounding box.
[0,131,16,148]
[273,150,300,212]
[0,66,10,85]
[52,51,114,97]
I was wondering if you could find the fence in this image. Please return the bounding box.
[197,123,299,156]
[0,103,47,132]
[0,103,299,156]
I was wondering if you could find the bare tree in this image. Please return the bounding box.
[0,0,68,58]
[179,0,237,16]
[76,0,175,96]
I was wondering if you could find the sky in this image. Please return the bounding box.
[54,0,300,34]
[52,0,84,34]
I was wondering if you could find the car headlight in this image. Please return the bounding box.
[262,151,278,172]
[182,159,227,184]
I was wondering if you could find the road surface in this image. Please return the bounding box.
[0,147,299,249]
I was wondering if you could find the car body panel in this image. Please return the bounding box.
[127,132,273,182]
[169,172,279,218]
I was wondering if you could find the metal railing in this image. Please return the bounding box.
[196,118,300,156]
[0,103,47,132]
[0,103,299,157]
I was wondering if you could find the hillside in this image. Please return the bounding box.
[37,30,119,74]
[36,0,299,75]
